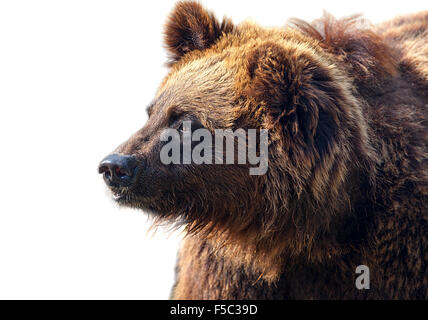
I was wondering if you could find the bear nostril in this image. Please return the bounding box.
[98,154,139,187]
[99,165,112,179]
[115,166,130,178]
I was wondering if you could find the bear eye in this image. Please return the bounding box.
[171,117,204,134]
[178,122,191,134]
[168,110,203,132]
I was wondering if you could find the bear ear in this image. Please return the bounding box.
[246,42,347,156]
[164,1,234,64]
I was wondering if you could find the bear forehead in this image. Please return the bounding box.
[153,55,237,125]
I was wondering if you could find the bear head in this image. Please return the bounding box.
[99,1,383,281]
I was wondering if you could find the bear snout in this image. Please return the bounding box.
[98,154,140,188]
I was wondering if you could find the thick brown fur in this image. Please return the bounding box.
[102,2,428,299]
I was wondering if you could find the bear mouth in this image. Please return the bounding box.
[112,192,125,201]
[109,188,135,204]
[109,188,152,210]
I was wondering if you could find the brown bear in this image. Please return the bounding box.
[99,1,428,299]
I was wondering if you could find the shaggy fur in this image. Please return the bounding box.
[102,1,427,299]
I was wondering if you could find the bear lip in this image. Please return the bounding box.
[111,191,125,202]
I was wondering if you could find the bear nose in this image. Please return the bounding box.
[98,154,139,187]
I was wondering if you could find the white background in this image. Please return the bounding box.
[0,0,426,300]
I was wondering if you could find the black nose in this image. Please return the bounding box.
[98,154,139,187]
